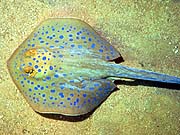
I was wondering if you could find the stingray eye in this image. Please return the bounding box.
[23,66,37,77]
[24,49,37,57]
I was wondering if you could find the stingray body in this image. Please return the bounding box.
[7,18,180,116]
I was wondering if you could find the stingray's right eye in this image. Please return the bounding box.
[23,66,37,77]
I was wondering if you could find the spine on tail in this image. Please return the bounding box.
[111,64,180,84]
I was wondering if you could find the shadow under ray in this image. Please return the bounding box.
[37,110,93,122]
[114,79,180,90]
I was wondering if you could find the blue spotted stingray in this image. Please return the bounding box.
[7,18,180,116]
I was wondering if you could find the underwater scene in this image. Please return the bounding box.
[0,0,180,135]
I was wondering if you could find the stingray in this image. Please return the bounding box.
[7,18,180,116]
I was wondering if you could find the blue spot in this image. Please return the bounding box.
[40,87,44,90]
[49,37,53,39]
[70,87,74,90]
[88,38,92,41]
[67,97,71,100]
[28,62,32,66]
[59,54,63,58]
[40,40,44,43]
[42,56,46,60]
[71,44,75,47]
[93,97,97,101]
[98,87,103,91]
[60,85,65,90]
[106,56,110,60]
[76,98,79,103]
[70,93,74,97]
[78,45,82,49]
[51,82,55,86]
[91,43,96,49]
[34,65,38,69]
[61,27,64,30]
[29,88,32,92]
[89,87,94,91]
[49,96,53,100]
[50,46,54,49]
[46,76,51,80]
[69,34,73,37]
[83,93,87,97]
[55,40,59,43]
[99,49,103,53]
[77,31,82,35]
[38,69,41,72]
[31,82,34,85]
[59,46,64,49]
[50,89,56,93]
[42,94,46,97]
[45,31,48,34]
[38,37,42,40]
[59,35,64,39]
[62,73,67,77]
[81,36,86,39]
[54,74,59,78]
[37,85,40,87]
[59,92,64,98]
[69,80,74,83]
[110,46,114,50]
[32,44,35,47]
[34,33,37,37]
[94,83,100,87]
[49,66,53,70]
[69,38,73,41]
[60,102,64,104]
[34,87,38,90]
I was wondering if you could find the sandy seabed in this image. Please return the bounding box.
[0,0,180,135]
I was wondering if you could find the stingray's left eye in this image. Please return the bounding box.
[23,66,37,77]
[24,49,37,57]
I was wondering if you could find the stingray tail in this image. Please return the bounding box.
[110,64,180,84]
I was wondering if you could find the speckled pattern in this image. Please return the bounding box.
[7,18,180,116]
[7,18,120,116]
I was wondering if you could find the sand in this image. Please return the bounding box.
[0,0,180,134]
